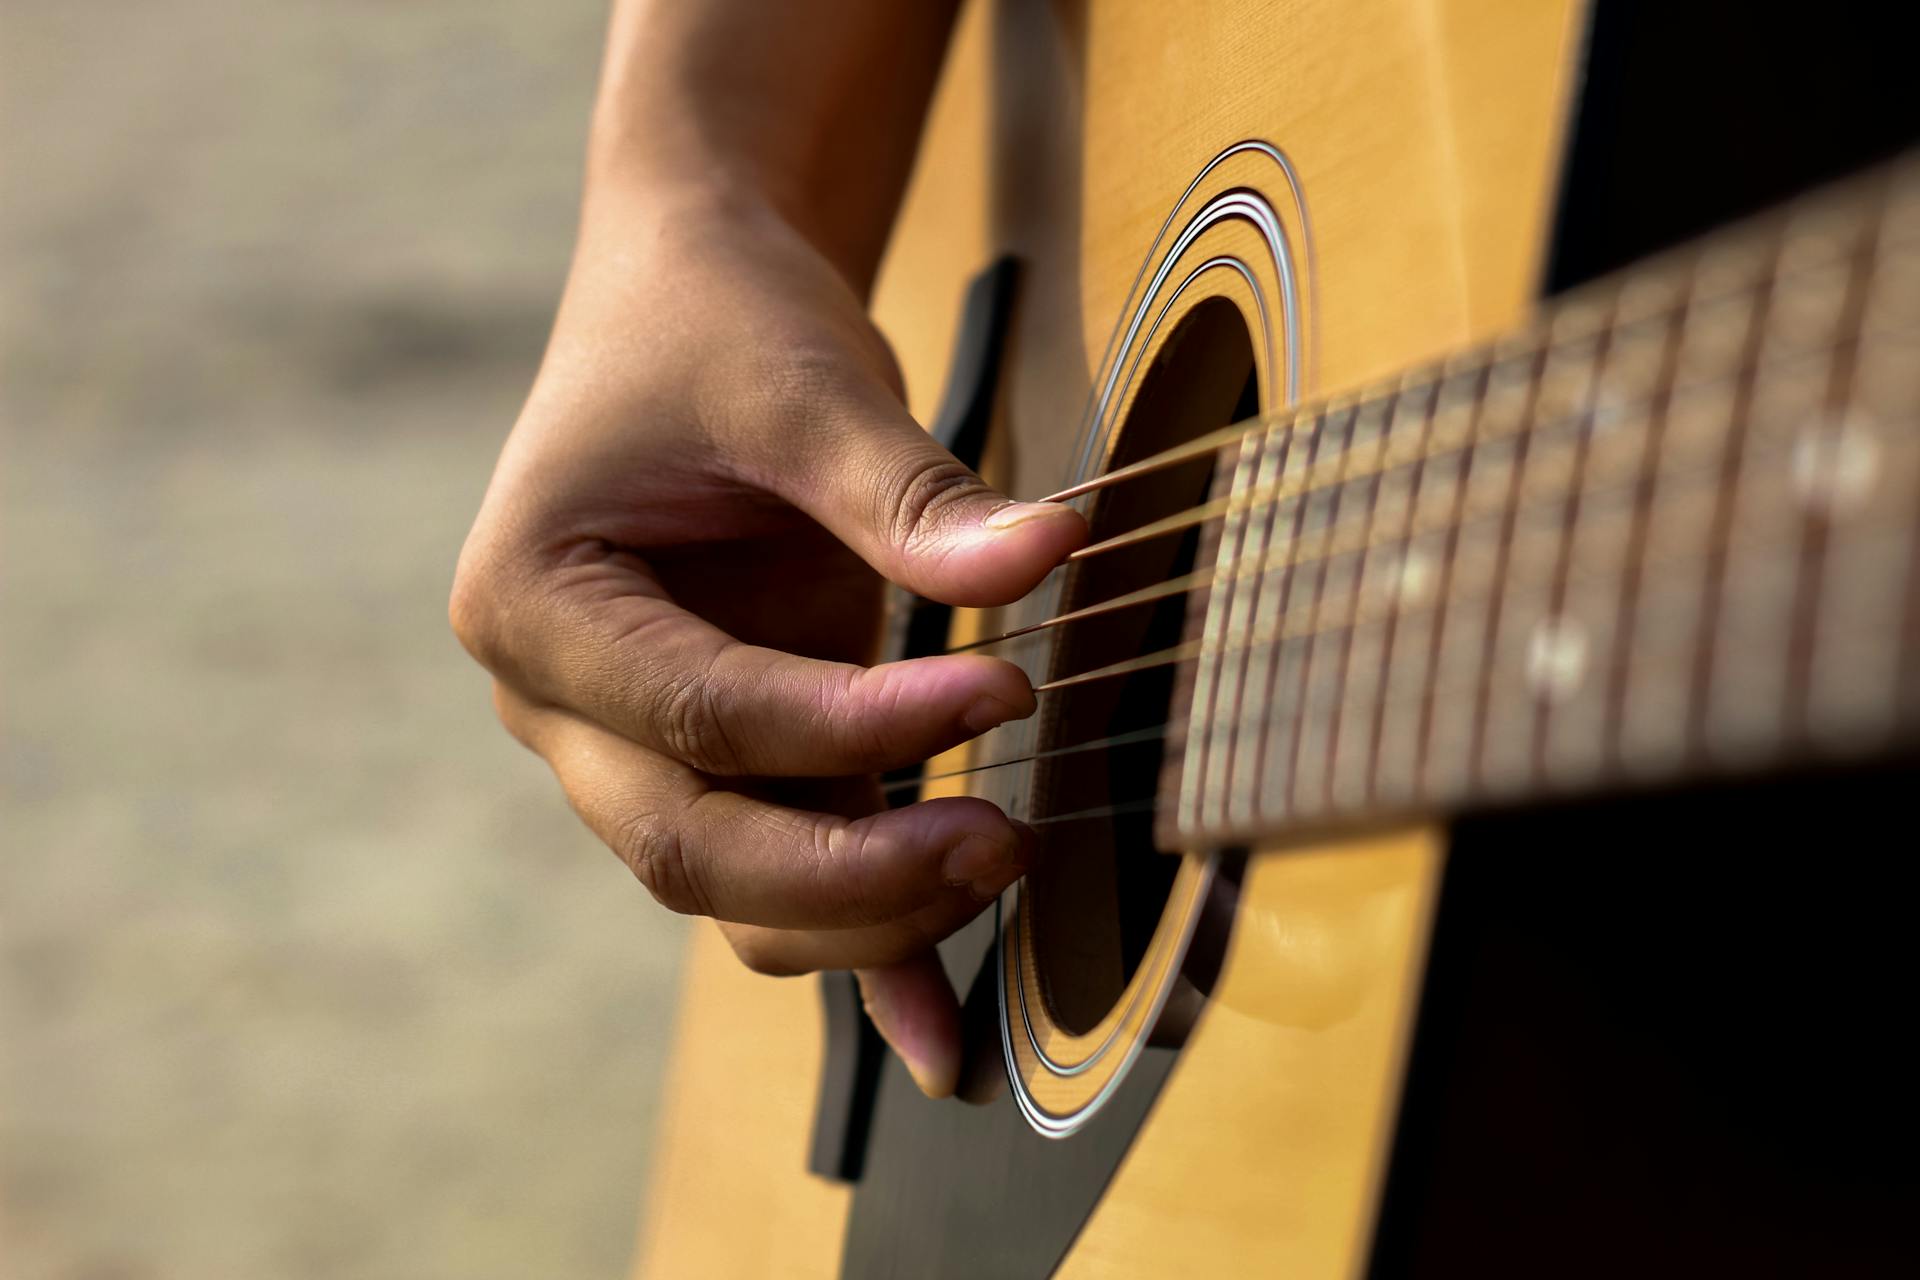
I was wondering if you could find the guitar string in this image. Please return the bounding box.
[1031,402,1820,692]
[908,286,1884,784]
[1025,799,1161,828]
[1034,194,1899,514]
[1051,310,1856,572]
[947,334,1834,659]
[880,187,1897,808]
[1031,241,1841,510]
[879,724,1171,797]
[909,244,1877,647]
[900,238,1871,634]
[891,423,1819,798]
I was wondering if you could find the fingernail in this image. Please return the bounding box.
[969,821,1037,900]
[942,831,1014,886]
[982,500,1074,531]
[968,862,1024,903]
[961,692,1027,735]
[860,983,948,1098]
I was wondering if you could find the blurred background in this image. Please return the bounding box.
[1,4,692,1276]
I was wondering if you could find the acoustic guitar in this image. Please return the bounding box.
[636,2,1919,1274]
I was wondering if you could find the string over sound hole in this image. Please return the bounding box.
[1027,299,1258,1034]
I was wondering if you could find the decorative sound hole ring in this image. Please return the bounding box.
[994,141,1315,1137]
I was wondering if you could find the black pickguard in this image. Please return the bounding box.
[839,911,1181,1278]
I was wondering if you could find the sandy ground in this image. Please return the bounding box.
[1,4,693,1276]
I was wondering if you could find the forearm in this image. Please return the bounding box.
[586,0,961,296]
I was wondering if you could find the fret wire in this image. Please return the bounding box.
[1384,362,1488,804]
[1292,384,1399,815]
[1585,280,1688,783]
[1054,263,1858,572]
[1808,189,1920,741]
[1617,246,1780,768]
[1252,393,1357,820]
[1033,421,1811,700]
[1705,251,1814,757]
[916,388,1910,808]
[1448,339,1549,796]
[1878,172,1920,730]
[1418,342,1528,805]
[1506,289,1620,791]
[934,519,1776,800]
[1344,376,1443,809]
[957,335,1859,668]
[1231,392,1336,828]
[1261,395,1364,819]
[1686,226,1790,761]
[1038,225,1885,516]
[1211,418,1286,827]
[1185,426,1262,829]
[1771,222,1876,746]
[905,168,1915,820]
[1214,400,1329,824]
[1204,412,1294,830]
[1170,442,1228,830]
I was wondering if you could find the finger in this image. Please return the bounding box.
[768,383,1087,607]
[712,854,1017,972]
[499,687,1031,928]
[466,547,1035,777]
[715,926,967,1097]
[859,953,963,1098]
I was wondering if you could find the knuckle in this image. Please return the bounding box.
[448,542,508,669]
[650,664,745,775]
[816,820,885,928]
[610,809,709,917]
[882,450,987,551]
[824,667,905,766]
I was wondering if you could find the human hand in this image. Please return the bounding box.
[450,179,1085,1096]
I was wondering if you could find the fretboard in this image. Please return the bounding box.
[1165,154,1920,847]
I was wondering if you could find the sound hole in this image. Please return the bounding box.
[1028,299,1257,1035]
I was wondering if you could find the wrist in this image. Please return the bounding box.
[581,142,877,301]
[575,160,801,284]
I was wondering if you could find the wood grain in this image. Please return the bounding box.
[630,925,850,1278]
[1058,828,1445,1278]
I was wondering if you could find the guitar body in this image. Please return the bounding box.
[638,2,1920,1274]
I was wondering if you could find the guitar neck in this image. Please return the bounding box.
[1167,156,1920,846]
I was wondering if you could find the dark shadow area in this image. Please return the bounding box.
[1372,759,1920,1277]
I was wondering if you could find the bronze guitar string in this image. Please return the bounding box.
[880,171,1907,813]
[887,391,1885,800]
[1031,228,1866,512]
[942,329,1841,659]
[902,220,1896,646]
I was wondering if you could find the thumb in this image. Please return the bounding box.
[779,389,1087,607]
